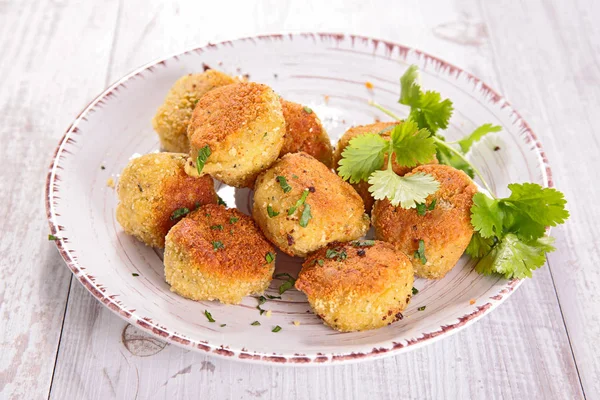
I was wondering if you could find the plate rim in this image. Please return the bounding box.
[46,32,550,365]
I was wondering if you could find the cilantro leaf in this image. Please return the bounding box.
[399,65,421,106]
[288,189,309,215]
[458,124,501,153]
[465,232,495,258]
[390,120,437,167]
[503,183,569,228]
[299,203,312,227]
[368,170,439,209]
[276,176,292,193]
[412,91,454,134]
[475,234,555,279]
[338,133,388,183]
[436,146,474,178]
[196,145,211,174]
[414,240,427,264]
[470,193,504,238]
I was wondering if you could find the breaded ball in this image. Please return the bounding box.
[296,240,414,332]
[333,122,438,213]
[186,82,285,188]
[152,70,238,153]
[116,153,217,248]
[372,164,477,279]
[252,152,369,257]
[164,205,276,304]
[280,99,333,167]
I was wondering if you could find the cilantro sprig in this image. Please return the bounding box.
[365,65,569,279]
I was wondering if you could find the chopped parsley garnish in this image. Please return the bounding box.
[353,240,375,247]
[132,273,139,277]
[272,325,282,333]
[251,321,261,326]
[276,176,292,193]
[267,205,280,218]
[256,296,267,314]
[414,240,427,265]
[194,202,201,209]
[299,203,312,227]
[412,287,419,295]
[266,295,281,299]
[204,310,215,322]
[416,203,427,216]
[100,165,106,170]
[265,252,275,263]
[212,241,224,251]
[170,207,190,220]
[428,199,436,211]
[292,174,299,179]
[303,106,313,114]
[275,273,296,295]
[210,224,223,230]
[229,217,239,224]
[288,189,309,215]
[48,234,59,241]
[313,259,324,266]
[196,145,211,174]
[220,324,226,327]
[418,306,426,311]
[217,196,227,206]
[326,248,348,261]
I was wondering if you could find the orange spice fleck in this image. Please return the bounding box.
[365,81,374,89]
[323,95,330,104]
[469,299,476,305]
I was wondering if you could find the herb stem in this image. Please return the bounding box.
[433,137,496,198]
[369,100,403,121]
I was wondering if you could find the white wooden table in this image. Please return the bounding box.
[1,0,598,398]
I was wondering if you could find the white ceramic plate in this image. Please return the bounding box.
[46,33,551,365]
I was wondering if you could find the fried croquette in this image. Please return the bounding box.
[372,164,477,279]
[116,153,217,248]
[186,82,285,188]
[152,70,238,153]
[164,205,276,304]
[333,122,438,213]
[280,100,333,167]
[296,241,414,332]
[252,152,369,257]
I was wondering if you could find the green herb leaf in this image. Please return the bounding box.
[471,193,504,238]
[409,90,453,134]
[436,146,474,178]
[272,325,282,333]
[325,248,348,261]
[503,183,569,229]
[48,234,59,241]
[276,176,292,193]
[313,259,324,266]
[368,169,439,209]
[428,199,436,210]
[353,240,375,247]
[299,203,312,227]
[196,145,211,174]
[229,217,239,224]
[390,120,437,167]
[266,295,281,299]
[220,324,226,327]
[265,252,275,263]
[416,203,427,216]
[458,123,501,153]
[210,224,223,230]
[399,65,421,106]
[170,207,190,220]
[418,306,426,311]
[475,234,555,279]
[267,205,280,218]
[275,273,297,295]
[258,296,267,305]
[217,196,227,206]
[303,106,313,114]
[465,232,495,259]
[212,241,224,251]
[251,321,261,326]
[337,133,388,183]
[412,287,419,295]
[414,240,427,265]
[288,189,309,215]
[132,273,139,277]
[204,310,215,322]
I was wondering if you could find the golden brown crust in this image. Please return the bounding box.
[116,153,217,248]
[333,121,438,213]
[151,71,237,153]
[372,164,477,279]
[252,153,369,257]
[296,240,414,332]
[187,82,285,188]
[280,100,333,167]
[168,205,275,279]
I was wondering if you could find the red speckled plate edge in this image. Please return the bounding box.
[46,32,551,366]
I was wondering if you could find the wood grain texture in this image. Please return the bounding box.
[45,0,586,399]
[0,1,119,399]
[480,0,600,397]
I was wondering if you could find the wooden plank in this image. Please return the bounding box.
[480,0,600,397]
[0,0,120,398]
[46,0,586,399]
